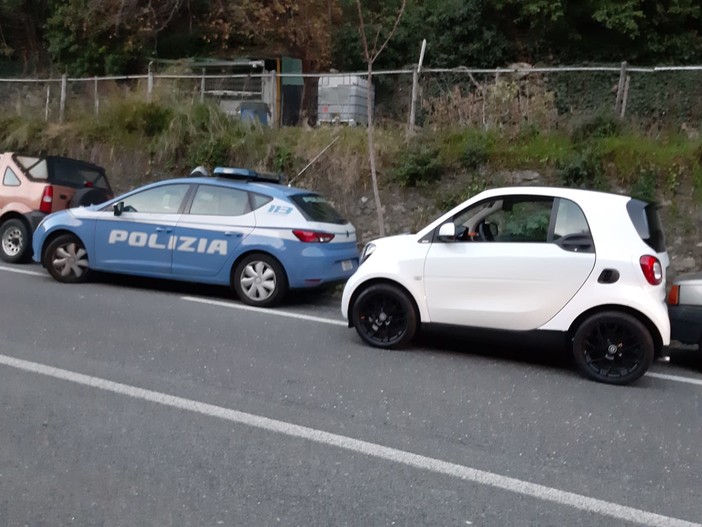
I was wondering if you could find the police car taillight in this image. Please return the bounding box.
[293,230,335,243]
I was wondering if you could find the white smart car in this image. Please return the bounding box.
[341,186,670,385]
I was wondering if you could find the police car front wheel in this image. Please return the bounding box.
[44,234,91,283]
[233,253,288,307]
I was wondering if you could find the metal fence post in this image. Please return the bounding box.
[407,39,427,136]
[614,61,628,116]
[59,74,67,123]
[200,68,205,103]
[44,85,50,122]
[94,76,99,117]
[147,61,154,101]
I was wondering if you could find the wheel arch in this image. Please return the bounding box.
[229,250,289,284]
[0,211,31,229]
[39,229,87,267]
[347,277,421,328]
[568,304,664,356]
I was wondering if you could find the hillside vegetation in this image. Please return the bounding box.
[1,96,700,274]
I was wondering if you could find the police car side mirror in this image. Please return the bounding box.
[113,201,124,216]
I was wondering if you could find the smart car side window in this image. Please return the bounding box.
[552,198,590,239]
[120,184,189,214]
[190,186,251,216]
[3,168,20,186]
[490,198,554,242]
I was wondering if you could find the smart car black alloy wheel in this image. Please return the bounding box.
[351,283,417,348]
[572,311,654,385]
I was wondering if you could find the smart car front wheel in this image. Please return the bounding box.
[44,234,91,283]
[351,283,417,349]
[572,311,654,385]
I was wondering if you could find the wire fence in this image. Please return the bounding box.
[0,63,701,134]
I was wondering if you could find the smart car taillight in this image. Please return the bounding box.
[293,230,335,243]
[39,185,53,214]
[639,255,663,285]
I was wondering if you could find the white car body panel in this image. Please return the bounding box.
[342,186,670,346]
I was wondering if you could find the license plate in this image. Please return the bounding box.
[341,260,353,271]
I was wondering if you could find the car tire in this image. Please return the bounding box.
[70,188,111,208]
[0,218,31,263]
[233,253,288,307]
[572,311,654,385]
[351,283,417,349]
[43,234,91,283]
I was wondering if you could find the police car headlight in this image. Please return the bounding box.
[360,242,376,264]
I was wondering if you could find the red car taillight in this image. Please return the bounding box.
[639,255,663,286]
[39,185,54,214]
[292,230,335,243]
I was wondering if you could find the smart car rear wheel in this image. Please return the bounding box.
[44,234,91,283]
[572,311,654,385]
[351,283,417,349]
[0,218,31,263]
[233,253,288,307]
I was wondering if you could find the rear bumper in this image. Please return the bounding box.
[285,245,359,289]
[669,304,702,346]
[23,210,47,232]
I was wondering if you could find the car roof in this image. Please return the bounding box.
[474,186,635,204]
[134,176,315,199]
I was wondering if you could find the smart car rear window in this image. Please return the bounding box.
[626,199,666,252]
[290,193,347,224]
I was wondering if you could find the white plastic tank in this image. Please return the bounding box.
[317,75,374,125]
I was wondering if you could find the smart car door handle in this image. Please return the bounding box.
[155,227,172,233]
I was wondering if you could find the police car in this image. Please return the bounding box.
[32,167,359,307]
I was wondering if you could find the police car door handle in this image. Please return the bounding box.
[155,227,172,233]
[225,231,242,237]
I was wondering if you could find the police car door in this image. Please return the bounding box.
[93,183,190,274]
[171,184,255,278]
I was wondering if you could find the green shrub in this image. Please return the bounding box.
[393,147,444,187]
[570,113,622,143]
[460,143,488,170]
[557,149,606,189]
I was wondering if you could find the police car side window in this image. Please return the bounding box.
[251,193,273,211]
[121,184,189,214]
[190,186,252,216]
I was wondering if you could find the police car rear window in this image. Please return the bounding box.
[290,194,347,224]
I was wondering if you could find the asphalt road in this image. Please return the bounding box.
[1,263,701,527]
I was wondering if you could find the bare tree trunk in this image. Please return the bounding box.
[366,66,385,236]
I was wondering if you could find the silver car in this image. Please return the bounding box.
[667,273,702,348]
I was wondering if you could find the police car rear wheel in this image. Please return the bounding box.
[233,254,287,307]
[45,234,91,283]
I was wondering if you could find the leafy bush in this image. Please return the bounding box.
[393,147,444,187]
[460,143,488,170]
[570,113,622,143]
[557,149,606,189]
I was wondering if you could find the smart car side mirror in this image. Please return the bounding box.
[113,201,124,216]
[437,223,456,241]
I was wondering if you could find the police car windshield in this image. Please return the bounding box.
[291,194,347,224]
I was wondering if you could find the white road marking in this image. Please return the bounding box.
[647,372,702,387]
[181,295,347,326]
[0,353,699,527]
[0,264,44,277]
